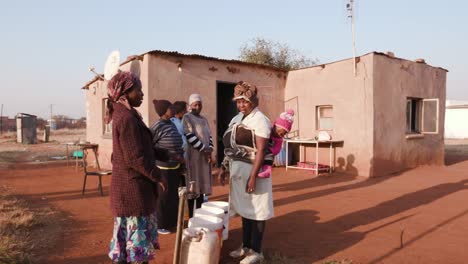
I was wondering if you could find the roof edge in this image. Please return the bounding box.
[290,51,449,72]
[141,50,287,72]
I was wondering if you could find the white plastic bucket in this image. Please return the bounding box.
[188,215,223,243]
[194,207,225,220]
[202,201,230,240]
[180,227,220,264]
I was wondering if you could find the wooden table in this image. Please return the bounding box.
[285,139,343,175]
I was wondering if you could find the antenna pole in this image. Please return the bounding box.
[50,104,53,126]
[347,0,357,76]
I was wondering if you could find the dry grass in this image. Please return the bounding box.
[0,186,60,264]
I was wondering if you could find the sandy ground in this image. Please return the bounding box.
[1,132,468,264]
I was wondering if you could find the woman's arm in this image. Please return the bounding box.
[246,135,268,193]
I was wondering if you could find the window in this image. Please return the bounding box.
[102,98,112,136]
[317,105,333,131]
[406,98,421,133]
[406,98,439,134]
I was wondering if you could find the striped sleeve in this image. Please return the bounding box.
[185,132,206,151]
[209,136,214,151]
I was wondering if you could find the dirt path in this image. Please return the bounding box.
[2,158,468,263]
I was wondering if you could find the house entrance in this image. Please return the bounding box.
[216,81,237,166]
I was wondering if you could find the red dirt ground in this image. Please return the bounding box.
[1,139,468,263]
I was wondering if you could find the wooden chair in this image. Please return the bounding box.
[81,144,112,196]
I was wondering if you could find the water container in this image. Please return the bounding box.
[180,227,220,264]
[188,215,223,243]
[194,207,225,220]
[202,201,230,240]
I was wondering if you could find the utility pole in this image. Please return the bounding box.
[0,104,3,134]
[50,104,53,125]
[347,0,357,76]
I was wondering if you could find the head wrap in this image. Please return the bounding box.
[189,94,202,106]
[105,71,142,123]
[274,109,295,132]
[232,81,259,106]
[152,99,172,117]
[107,71,141,102]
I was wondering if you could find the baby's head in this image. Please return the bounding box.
[273,109,294,138]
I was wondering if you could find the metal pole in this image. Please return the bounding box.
[50,104,53,122]
[347,0,357,76]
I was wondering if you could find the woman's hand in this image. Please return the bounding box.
[203,151,212,163]
[246,176,256,193]
[218,168,227,186]
[246,135,268,194]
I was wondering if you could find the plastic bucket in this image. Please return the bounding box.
[202,201,230,240]
[194,207,225,220]
[188,215,223,240]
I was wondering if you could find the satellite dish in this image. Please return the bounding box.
[104,50,120,80]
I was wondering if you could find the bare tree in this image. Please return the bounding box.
[239,38,318,70]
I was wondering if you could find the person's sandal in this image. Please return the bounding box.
[240,251,264,264]
[229,245,250,258]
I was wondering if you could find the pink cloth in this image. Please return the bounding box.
[270,136,283,156]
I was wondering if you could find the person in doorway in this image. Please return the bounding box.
[170,101,188,151]
[219,81,273,264]
[106,71,168,264]
[182,93,214,217]
[150,99,184,235]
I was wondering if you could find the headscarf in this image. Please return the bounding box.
[189,94,202,105]
[105,71,142,123]
[232,81,259,106]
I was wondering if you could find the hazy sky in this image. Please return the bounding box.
[0,0,466,119]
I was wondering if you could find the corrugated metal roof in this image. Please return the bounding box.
[144,50,287,72]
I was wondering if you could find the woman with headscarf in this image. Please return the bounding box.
[106,71,168,264]
[219,81,272,264]
[182,93,214,217]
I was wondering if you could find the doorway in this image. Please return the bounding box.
[216,81,237,166]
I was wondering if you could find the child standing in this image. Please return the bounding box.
[257,109,294,178]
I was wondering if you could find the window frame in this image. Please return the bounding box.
[405,97,439,136]
[102,98,112,137]
[316,105,334,131]
[421,98,439,134]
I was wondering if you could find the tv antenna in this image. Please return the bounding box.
[88,50,121,81]
[347,0,357,76]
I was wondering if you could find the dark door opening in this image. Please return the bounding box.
[216,81,237,167]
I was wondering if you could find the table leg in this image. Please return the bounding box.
[299,144,303,163]
[315,142,318,175]
[66,144,69,166]
[329,143,332,175]
[286,141,289,171]
[75,145,79,171]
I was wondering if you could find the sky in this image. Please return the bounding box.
[0,0,466,119]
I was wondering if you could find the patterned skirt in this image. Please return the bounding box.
[108,212,160,263]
